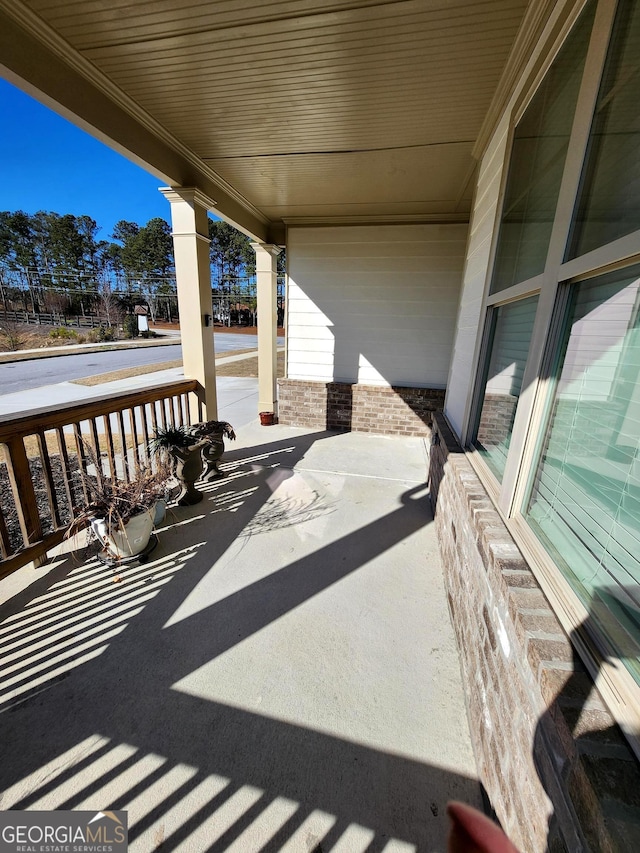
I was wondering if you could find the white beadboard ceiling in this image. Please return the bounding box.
[1,0,532,239]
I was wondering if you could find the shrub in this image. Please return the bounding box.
[86,326,116,343]
[123,315,139,338]
[49,327,78,341]
[99,326,116,342]
[0,321,30,352]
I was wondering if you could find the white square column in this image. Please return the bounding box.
[160,187,218,421]
[252,243,282,416]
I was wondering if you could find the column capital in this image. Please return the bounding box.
[159,186,218,211]
[250,243,282,257]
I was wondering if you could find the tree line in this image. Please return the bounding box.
[0,210,285,323]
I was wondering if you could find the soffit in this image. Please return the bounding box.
[14,0,531,228]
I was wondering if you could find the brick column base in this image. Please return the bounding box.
[278,379,445,436]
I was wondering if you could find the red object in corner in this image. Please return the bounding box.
[447,802,520,853]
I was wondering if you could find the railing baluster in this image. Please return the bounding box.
[73,424,89,504]
[0,503,13,559]
[140,404,151,466]
[182,393,192,427]
[167,398,176,429]
[196,393,204,423]
[129,408,141,469]
[88,418,103,482]
[56,427,76,515]
[36,430,62,529]
[117,410,129,481]
[4,436,42,550]
[159,399,167,431]
[103,414,117,480]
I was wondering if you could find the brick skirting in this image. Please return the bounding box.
[429,412,640,851]
[278,379,445,436]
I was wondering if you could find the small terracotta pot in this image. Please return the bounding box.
[259,411,275,426]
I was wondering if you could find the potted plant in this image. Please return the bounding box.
[189,420,236,482]
[149,421,236,504]
[67,460,170,560]
[148,425,205,506]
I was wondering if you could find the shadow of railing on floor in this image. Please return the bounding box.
[0,429,475,851]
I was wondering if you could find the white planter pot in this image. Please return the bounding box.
[91,507,155,558]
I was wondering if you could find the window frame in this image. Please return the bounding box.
[465,0,640,756]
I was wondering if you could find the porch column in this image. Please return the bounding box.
[252,243,281,417]
[160,187,217,421]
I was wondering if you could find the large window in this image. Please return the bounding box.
[469,0,640,740]
[568,0,640,257]
[525,268,640,683]
[490,4,595,293]
[474,297,538,480]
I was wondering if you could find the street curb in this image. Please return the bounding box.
[0,336,180,364]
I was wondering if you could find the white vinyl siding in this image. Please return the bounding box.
[287,224,466,387]
[445,118,510,436]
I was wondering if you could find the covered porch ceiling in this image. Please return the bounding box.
[0,0,542,243]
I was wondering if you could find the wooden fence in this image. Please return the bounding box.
[0,309,107,328]
[0,380,200,579]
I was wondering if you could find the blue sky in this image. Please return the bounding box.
[0,78,173,240]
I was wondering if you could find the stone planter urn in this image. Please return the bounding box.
[171,442,206,505]
[149,422,236,506]
[201,433,225,481]
[189,420,237,483]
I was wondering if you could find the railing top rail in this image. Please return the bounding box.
[0,379,199,442]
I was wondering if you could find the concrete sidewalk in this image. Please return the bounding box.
[0,423,481,851]
[0,357,269,427]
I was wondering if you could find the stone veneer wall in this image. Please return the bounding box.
[278,379,445,436]
[429,412,640,853]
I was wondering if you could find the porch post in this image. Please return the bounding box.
[160,187,217,421]
[252,243,281,417]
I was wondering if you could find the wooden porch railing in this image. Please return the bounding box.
[0,379,200,579]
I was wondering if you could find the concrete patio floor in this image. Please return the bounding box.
[0,422,481,852]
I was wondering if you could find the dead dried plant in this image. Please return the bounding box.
[66,444,172,538]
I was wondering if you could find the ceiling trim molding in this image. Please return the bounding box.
[473,0,580,160]
[283,213,470,226]
[0,0,269,232]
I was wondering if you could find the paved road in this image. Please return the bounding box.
[0,333,265,396]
